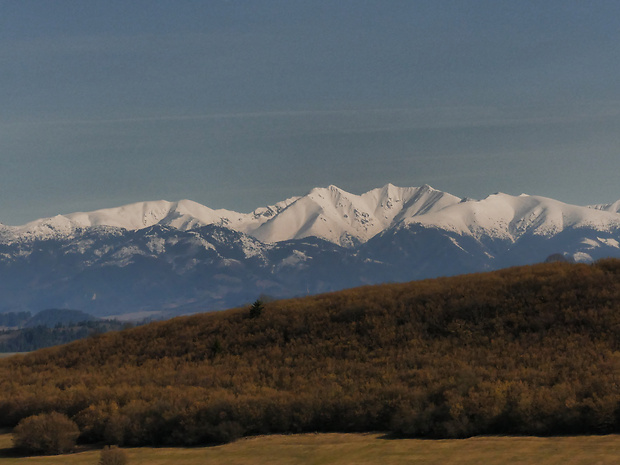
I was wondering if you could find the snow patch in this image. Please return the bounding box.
[581,238,600,248]
[572,252,594,263]
[146,237,166,254]
[598,237,620,248]
[281,250,309,267]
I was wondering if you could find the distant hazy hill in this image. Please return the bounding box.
[24,308,99,328]
[0,309,128,352]
[0,311,31,329]
[1,260,620,446]
[1,184,619,318]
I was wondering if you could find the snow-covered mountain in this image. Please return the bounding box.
[1,184,619,318]
[402,192,620,241]
[4,197,299,242]
[1,184,459,247]
[249,184,461,246]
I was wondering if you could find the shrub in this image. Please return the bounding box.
[99,445,128,465]
[13,411,80,455]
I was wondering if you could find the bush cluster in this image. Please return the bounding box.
[2,260,620,446]
[13,412,79,455]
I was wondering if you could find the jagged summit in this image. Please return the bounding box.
[591,199,620,214]
[250,183,461,246]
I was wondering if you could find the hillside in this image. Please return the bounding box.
[1,260,620,447]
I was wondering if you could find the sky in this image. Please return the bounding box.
[2,0,620,225]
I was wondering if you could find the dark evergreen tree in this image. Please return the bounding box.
[249,299,264,319]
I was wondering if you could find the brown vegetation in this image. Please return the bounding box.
[12,411,80,455]
[1,260,620,446]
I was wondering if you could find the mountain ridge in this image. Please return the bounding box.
[1,184,619,317]
[5,184,618,248]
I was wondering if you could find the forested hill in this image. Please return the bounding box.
[2,260,620,447]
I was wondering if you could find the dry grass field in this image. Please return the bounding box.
[1,432,620,465]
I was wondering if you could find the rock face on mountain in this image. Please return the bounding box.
[1,185,619,318]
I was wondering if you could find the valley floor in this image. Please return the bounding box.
[1,432,620,465]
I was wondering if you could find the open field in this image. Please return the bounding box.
[2,432,620,465]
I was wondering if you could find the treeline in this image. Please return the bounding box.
[0,308,100,330]
[2,260,620,446]
[0,311,31,328]
[0,320,130,352]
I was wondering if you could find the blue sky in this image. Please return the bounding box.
[2,1,620,225]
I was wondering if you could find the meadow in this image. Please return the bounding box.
[2,431,620,465]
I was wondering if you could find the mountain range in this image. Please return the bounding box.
[1,184,619,318]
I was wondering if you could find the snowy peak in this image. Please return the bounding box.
[249,186,368,245]
[2,198,288,243]
[591,200,620,214]
[366,184,461,224]
[7,214,84,242]
[251,184,461,246]
[404,192,620,241]
[64,197,305,235]
[3,185,620,248]
[64,199,239,232]
[67,200,183,230]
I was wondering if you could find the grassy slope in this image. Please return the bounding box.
[2,432,620,465]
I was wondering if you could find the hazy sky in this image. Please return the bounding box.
[2,1,620,225]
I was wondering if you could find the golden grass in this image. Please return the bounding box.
[1,432,620,465]
[0,353,24,359]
